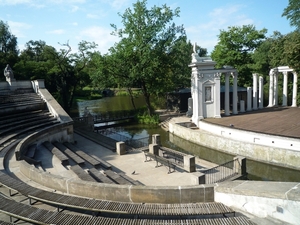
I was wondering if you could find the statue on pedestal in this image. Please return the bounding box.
[4,64,14,80]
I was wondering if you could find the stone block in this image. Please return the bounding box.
[116,142,126,155]
[152,134,161,146]
[192,172,205,185]
[149,144,159,155]
[184,155,196,172]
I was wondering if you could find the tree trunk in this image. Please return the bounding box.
[127,87,136,110]
[141,82,152,115]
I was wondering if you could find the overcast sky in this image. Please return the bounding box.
[0,0,294,54]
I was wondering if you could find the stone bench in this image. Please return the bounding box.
[70,165,97,182]
[104,170,133,185]
[64,142,102,167]
[43,141,69,165]
[53,141,85,166]
[88,168,115,184]
[144,152,176,174]
[160,146,185,165]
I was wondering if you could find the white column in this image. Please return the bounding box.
[268,70,274,107]
[214,73,221,118]
[282,71,288,106]
[232,72,238,114]
[258,76,264,109]
[252,73,258,110]
[247,87,252,111]
[225,73,230,116]
[292,72,298,107]
[198,77,204,120]
[191,67,199,125]
[274,72,278,106]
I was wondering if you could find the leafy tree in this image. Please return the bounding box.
[282,31,300,73]
[211,25,267,86]
[47,41,97,113]
[109,0,189,115]
[252,31,285,76]
[14,40,57,82]
[282,0,300,31]
[0,20,19,79]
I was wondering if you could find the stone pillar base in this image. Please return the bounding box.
[116,142,126,155]
[192,172,205,185]
[152,134,161,146]
[234,156,247,175]
[184,155,196,172]
[240,100,245,113]
[149,144,159,155]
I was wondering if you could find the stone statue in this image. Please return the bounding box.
[193,42,197,54]
[4,64,14,80]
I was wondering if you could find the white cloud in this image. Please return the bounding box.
[87,14,99,19]
[70,5,79,13]
[46,0,86,4]
[79,26,119,53]
[47,29,65,34]
[100,0,130,10]
[186,4,254,54]
[0,0,31,5]
[7,20,32,38]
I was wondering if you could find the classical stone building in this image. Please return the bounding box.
[188,52,238,126]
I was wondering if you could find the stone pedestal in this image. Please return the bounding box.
[152,134,161,146]
[234,156,247,176]
[116,142,126,155]
[247,87,252,111]
[186,98,193,117]
[192,172,205,185]
[240,100,245,113]
[149,144,159,155]
[184,155,196,172]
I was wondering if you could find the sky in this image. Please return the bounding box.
[0,0,294,55]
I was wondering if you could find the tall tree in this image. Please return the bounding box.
[48,41,97,113]
[0,20,19,79]
[14,40,57,81]
[282,31,300,73]
[110,0,188,115]
[211,25,267,86]
[282,0,300,30]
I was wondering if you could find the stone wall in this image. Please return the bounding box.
[19,160,214,204]
[169,119,300,170]
[215,180,300,225]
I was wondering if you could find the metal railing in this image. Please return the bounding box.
[203,158,238,184]
[98,128,149,149]
[93,110,136,123]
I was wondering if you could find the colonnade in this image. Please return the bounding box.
[268,66,298,107]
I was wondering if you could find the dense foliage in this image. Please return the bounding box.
[211,25,267,86]
[282,0,300,31]
[106,0,192,115]
[1,0,300,112]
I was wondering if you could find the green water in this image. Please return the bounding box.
[74,95,146,117]
[73,96,300,182]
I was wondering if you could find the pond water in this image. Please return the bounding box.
[73,96,300,182]
[74,95,146,117]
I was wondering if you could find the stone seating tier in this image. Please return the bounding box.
[0,192,256,225]
[0,170,236,218]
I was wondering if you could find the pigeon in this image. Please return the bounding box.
[132,171,135,175]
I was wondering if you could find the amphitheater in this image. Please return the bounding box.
[0,78,299,225]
